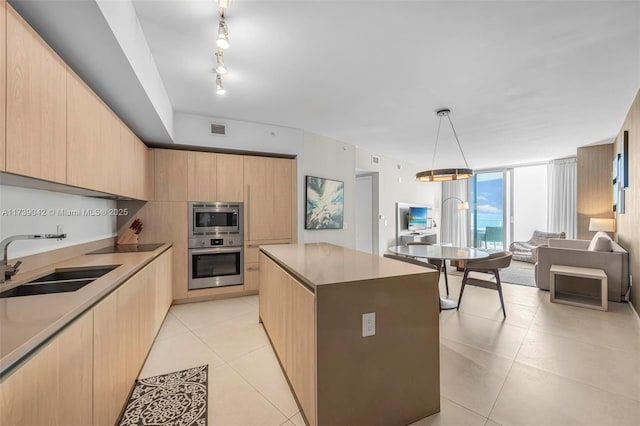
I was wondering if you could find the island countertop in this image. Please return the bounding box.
[260,242,435,290]
[0,243,172,377]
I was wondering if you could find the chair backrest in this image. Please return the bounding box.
[467,251,512,270]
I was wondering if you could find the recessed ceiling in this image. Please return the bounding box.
[133,1,639,169]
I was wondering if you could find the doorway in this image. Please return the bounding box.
[355,172,379,254]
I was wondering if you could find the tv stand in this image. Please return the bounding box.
[400,232,437,246]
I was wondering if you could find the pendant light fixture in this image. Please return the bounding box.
[416,109,473,182]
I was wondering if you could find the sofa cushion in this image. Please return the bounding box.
[587,231,612,252]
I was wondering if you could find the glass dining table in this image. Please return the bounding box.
[388,245,490,309]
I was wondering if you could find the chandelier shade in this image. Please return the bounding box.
[416,109,473,182]
[416,168,474,182]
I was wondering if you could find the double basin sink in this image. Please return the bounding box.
[0,265,119,298]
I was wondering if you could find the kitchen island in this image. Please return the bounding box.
[259,243,440,426]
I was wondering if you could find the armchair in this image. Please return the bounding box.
[509,230,566,263]
[535,238,629,302]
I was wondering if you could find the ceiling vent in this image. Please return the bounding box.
[371,155,380,165]
[211,123,226,135]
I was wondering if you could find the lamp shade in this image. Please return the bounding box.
[588,218,616,232]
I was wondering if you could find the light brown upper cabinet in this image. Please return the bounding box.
[121,126,152,200]
[244,156,294,241]
[6,5,66,183]
[186,152,245,202]
[154,149,188,201]
[187,151,217,201]
[67,72,122,195]
[1,0,6,172]
[217,153,244,202]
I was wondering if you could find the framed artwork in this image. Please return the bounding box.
[305,176,344,230]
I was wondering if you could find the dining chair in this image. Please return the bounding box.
[406,242,447,295]
[383,253,442,311]
[457,251,512,318]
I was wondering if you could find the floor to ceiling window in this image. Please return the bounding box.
[470,171,506,249]
[469,164,548,250]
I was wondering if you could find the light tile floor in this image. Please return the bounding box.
[139,273,640,426]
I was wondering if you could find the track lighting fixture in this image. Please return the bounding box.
[216,17,230,50]
[216,74,226,95]
[215,51,227,75]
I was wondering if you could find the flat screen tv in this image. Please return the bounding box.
[408,206,428,231]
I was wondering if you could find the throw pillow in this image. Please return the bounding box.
[587,231,612,252]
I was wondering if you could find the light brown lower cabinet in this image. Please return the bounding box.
[0,311,94,426]
[259,255,316,424]
[94,248,172,426]
[242,240,292,293]
[243,262,260,291]
[0,248,172,426]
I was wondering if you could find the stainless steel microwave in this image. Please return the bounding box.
[188,202,244,237]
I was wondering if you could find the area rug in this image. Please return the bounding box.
[498,265,536,287]
[119,365,208,426]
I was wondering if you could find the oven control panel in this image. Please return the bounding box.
[189,236,240,248]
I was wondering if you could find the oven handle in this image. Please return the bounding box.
[190,246,242,255]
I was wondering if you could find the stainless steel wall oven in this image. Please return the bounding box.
[188,202,244,290]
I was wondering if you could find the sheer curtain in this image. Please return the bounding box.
[547,157,577,239]
[441,180,468,247]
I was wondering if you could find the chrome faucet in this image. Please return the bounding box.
[1,233,67,283]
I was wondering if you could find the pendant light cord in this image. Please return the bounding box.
[430,115,443,170]
[446,114,470,169]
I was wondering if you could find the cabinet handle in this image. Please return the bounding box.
[247,267,259,271]
[247,244,259,248]
[246,184,251,241]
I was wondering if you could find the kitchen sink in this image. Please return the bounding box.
[29,266,119,283]
[0,265,120,299]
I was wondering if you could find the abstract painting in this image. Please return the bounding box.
[305,176,344,229]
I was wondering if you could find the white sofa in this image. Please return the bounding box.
[535,234,629,302]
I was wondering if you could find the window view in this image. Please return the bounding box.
[471,171,505,249]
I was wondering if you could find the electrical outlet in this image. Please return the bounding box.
[362,312,375,337]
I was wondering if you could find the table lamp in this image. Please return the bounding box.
[588,218,616,233]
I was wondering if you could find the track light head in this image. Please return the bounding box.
[216,74,226,95]
[215,51,227,74]
[216,18,230,50]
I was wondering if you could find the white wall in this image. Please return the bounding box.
[302,132,356,248]
[0,186,116,259]
[355,148,441,255]
[513,164,548,242]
